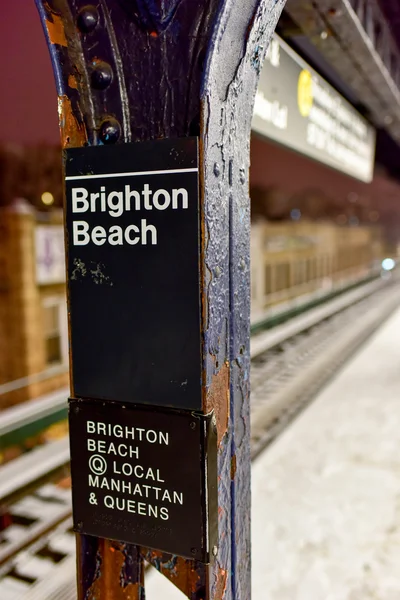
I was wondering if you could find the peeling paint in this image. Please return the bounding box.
[142,550,205,596]
[68,74,78,89]
[71,258,87,280]
[85,540,144,599]
[71,258,113,285]
[46,12,68,47]
[205,361,230,445]
[230,454,237,480]
[90,262,113,285]
[57,95,88,148]
[214,568,228,599]
[251,44,264,73]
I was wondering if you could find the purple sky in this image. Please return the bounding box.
[0,2,59,144]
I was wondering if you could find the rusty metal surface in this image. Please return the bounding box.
[35,0,286,597]
[141,550,207,597]
[283,0,400,142]
[77,536,145,599]
[201,3,287,595]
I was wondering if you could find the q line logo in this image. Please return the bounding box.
[298,69,313,118]
[89,454,108,475]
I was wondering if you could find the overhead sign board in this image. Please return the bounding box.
[69,398,217,562]
[252,35,376,183]
[64,138,201,411]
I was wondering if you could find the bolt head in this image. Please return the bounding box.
[77,6,99,33]
[100,118,121,144]
[91,63,113,90]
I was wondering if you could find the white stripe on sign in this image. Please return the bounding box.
[65,168,199,181]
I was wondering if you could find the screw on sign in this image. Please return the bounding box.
[35,0,287,598]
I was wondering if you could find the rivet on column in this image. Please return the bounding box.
[91,62,113,90]
[77,6,99,33]
[99,119,121,144]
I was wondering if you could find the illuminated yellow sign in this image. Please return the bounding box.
[298,69,313,117]
[252,35,376,183]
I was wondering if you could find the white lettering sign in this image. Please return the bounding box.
[69,183,189,247]
[85,419,184,523]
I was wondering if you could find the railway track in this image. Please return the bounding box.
[1,275,399,599]
[0,273,387,457]
[251,276,400,457]
[0,514,75,600]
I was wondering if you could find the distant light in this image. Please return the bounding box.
[41,192,54,206]
[320,31,328,40]
[349,216,359,226]
[290,208,301,221]
[382,258,395,271]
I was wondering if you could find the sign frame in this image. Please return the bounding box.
[69,398,218,563]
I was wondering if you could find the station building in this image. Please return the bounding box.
[0,146,67,408]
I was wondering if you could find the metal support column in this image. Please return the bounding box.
[35,0,286,597]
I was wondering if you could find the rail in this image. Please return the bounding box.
[0,438,70,505]
[0,365,68,398]
[0,388,69,452]
[251,277,400,456]
[251,273,396,358]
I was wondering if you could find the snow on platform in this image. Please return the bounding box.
[253,305,400,600]
[146,305,400,599]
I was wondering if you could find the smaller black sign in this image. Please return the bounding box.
[69,398,217,562]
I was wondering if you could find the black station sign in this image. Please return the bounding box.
[64,138,202,411]
[69,398,217,562]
